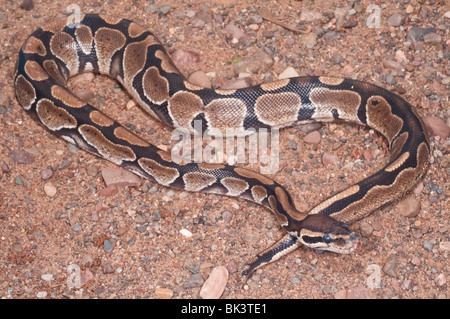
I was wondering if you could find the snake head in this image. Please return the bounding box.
[296,214,360,254]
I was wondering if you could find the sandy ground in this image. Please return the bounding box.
[0,0,448,299]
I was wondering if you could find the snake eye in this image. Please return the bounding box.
[322,234,333,244]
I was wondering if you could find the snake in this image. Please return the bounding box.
[14,13,430,277]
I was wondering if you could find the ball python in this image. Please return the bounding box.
[15,13,430,277]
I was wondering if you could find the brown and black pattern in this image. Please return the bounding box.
[15,13,430,278]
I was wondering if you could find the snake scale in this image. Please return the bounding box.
[15,14,430,276]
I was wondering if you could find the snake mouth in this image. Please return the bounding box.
[316,232,361,254]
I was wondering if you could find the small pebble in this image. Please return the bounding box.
[41,274,53,281]
[301,32,317,49]
[188,71,211,88]
[36,291,47,298]
[154,287,174,299]
[423,241,434,252]
[322,153,339,166]
[396,196,421,218]
[101,167,141,187]
[184,273,204,288]
[303,131,321,145]
[44,183,57,197]
[383,254,399,277]
[103,239,113,253]
[199,266,229,299]
[387,13,406,27]
[159,5,171,15]
[20,0,34,11]
[423,116,449,139]
[278,67,299,79]
[180,228,193,237]
[233,50,273,75]
[40,168,52,180]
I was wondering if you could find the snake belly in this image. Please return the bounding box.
[14,14,430,275]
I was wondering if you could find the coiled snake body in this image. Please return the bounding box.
[15,14,430,276]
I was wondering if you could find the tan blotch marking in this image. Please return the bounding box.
[308,185,361,216]
[75,25,93,55]
[274,187,306,221]
[22,36,47,56]
[43,60,66,84]
[89,110,114,127]
[79,124,136,164]
[385,152,410,172]
[128,22,147,38]
[390,131,409,159]
[221,177,249,196]
[50,31,79,75]
[157,150,173,162]
[331,142,429,224]
[182,172,216,192]
[114,127,150,147]
[142,66,169,104]
[366,95,403,143]
[168,91,204,129]
[94,27,126,74]
[138,158,179,186]
[260,78,290,92]
[24,60,48,81]
[40,16,68,33]
[123,36,157,83]
[254,92,301,126]
[268,195,289,225]
[155,50,179,74]
[15,75,36,110]
[318,76,344,86]
[234,167,274,185]
[197,163,225,170]
[309,87,361,122]
[98,15,123,25]
[214,89,237,95]
[205,98,247,131]
[251,185,267,203]
[36,98,77,130]
[184,81,204,91]
[51,85,85,108]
